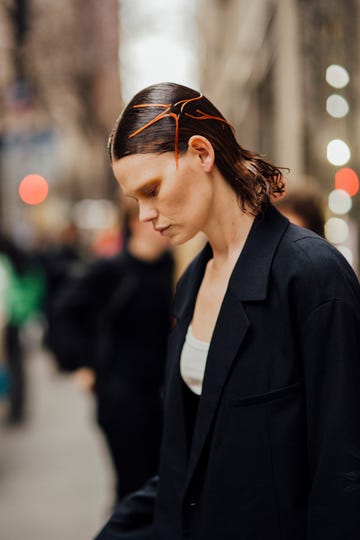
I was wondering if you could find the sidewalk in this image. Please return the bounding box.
[0,324,114,540]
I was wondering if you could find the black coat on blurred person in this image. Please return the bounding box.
[40,222,84,355]
[50,212,174,503]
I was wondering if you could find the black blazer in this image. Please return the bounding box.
[95,205,360,540]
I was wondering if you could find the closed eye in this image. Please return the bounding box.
[141,183,159,198]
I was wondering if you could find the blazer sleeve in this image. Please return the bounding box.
[300,298,360,538]
[93,476,158,540]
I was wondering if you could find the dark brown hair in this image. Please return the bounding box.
[108,82,286,214]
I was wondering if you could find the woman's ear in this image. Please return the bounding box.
[188,136,215,173]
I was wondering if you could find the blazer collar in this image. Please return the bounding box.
[173,204,289,319]
[228,203,289,301]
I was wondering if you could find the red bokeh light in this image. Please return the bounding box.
[335,168,359,197]
[18,174,49,205]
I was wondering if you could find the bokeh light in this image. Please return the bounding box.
[326,94,349,118]
[325,64,350,89]
[328,189,352,215]
[324,217,349,244]
[18,174,49,205]
[335,167,359,196]
[326,139,351,166]
[72,199,118,230]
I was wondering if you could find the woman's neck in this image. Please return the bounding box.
[203,179,255,266]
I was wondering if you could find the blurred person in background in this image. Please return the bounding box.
[0,258,10,409]
[95,82,360,540]
[274,186,325,237]
[49,200,174,505]
[0,233,46,425]
[40,221,86,356]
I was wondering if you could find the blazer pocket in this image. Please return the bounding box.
[231,382,301,407]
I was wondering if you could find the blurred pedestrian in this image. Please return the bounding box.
[0,259,10,407]
[0,233,46,425]
[274,186,325,236]
[40,221,85,356]
[50,201,174,504]
[95,82,360,540]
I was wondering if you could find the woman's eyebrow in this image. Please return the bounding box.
[121,177,159,198]
[132,177,160,195]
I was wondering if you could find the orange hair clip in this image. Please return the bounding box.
[128,94,232,168]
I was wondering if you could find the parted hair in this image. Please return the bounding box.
[108,82,286,214]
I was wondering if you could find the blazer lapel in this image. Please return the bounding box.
[162,243,213,482]
[182,204,290,495]
[182,288,249,495]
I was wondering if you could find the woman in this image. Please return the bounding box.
[95,82,360,540]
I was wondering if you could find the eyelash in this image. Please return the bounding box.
[146,187,158,198]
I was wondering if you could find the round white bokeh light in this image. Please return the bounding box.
[325,217,349,244]
[326,65,350,89]
[328,189,352,215]
[326,139,351,166]
[326,94,349,118]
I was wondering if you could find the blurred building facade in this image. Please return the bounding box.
[0,0,359,271]
[198,0,360,272]
[0,0,121,243]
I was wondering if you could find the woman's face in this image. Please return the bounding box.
[112,147,215,246]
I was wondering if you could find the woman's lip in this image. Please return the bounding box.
[156,226,171,235]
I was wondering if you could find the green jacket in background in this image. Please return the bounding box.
[0,254,46,326]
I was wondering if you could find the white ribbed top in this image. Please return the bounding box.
[180,325,210,395]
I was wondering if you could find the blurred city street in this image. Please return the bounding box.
[0,2,359,540]
[0,324,114,540]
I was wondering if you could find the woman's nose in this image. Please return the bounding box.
[138,203,158,223]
